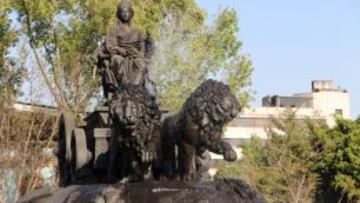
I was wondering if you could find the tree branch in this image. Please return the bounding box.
[20,0,70,112]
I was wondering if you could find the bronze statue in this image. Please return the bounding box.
[107,85,161,182]
[94,0,155,100]
[106,0,146,85]
[155,80,240,181]
[19,1,268,202]
[58,0,241,185]
[93,0,160,182]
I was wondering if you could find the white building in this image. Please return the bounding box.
[211,80,351,163]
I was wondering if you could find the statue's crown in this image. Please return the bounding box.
[119,0,132,9]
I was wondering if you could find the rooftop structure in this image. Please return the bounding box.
[261,80,350,125]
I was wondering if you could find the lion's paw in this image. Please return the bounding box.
[223,149,237,162]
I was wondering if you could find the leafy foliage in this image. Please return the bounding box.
[217,112,360,203]
[152,8,253,111]
[0,1,24,106]
[5,0,253,113]
[217,112,315,202]
[238,113,318,203]
[310,119,360,203]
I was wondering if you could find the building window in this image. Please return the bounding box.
[335,109,343,116]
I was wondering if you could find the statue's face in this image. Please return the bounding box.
[118,7,133,23]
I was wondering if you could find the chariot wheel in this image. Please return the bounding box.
[70,128,92,182]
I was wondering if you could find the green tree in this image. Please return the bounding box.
[7,0,253,113]
[217,113,360,203]
[0,0,24,107]
[217,112,319,203]
[310,118,360,203]
[152,8,253,111]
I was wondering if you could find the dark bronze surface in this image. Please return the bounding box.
[93,0,155,100]
[18,179,266,203]
[155,80,240,181]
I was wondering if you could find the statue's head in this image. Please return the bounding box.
[117,0,134,23]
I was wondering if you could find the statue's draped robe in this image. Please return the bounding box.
[105,21,147,86]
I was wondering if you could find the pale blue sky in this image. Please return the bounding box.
[196,0,360,118]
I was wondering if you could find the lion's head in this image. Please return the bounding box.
[180,80,241,156]
[110,85,161,153]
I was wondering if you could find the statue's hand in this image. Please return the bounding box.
[114,47,128,56]
[223,148,237,162]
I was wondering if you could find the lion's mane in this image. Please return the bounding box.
[180,79,240,146]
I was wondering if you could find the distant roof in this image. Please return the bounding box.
[13,101,59,114]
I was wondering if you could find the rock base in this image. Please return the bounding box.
[18,179,266,203]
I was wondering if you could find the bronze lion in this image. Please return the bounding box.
[155,80,241,180]
[108,84,161,182]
